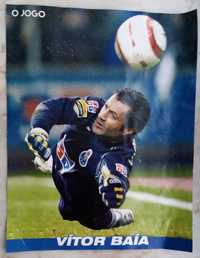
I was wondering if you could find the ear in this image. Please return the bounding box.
[122,127,135,136]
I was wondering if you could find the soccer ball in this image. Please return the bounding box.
[114,15,167,70]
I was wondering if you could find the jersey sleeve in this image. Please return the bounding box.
[31,96,104,133]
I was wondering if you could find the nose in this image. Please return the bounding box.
[99,109,108,121]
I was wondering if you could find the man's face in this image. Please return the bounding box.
[92,94,131,138]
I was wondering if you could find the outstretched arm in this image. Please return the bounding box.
[31,97,84,132]
[25,97,79,161]
[25,96,104,162]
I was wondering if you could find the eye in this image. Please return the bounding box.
[104,103,108,110]
[111,112,118,120]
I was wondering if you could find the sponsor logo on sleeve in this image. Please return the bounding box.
[73,99,88,118]
[115,163,128,177]
[87,100,99,113]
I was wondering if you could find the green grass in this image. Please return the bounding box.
[7,174,192,240]
[130,185,192,202]
[9,166,193,178]
[132,167,193,177]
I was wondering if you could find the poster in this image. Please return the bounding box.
[5,4,196,254]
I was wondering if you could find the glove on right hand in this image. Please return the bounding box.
[25,127,51,161]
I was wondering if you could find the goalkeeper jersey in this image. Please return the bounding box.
[31,96,136,217]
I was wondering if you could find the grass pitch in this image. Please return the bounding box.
[7,172,192,240]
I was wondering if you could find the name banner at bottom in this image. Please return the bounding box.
[7,235,192,253]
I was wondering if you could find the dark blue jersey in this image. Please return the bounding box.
[31,96,136,217]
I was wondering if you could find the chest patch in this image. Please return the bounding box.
[79,149,93,167]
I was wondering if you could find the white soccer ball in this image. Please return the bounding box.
[114,15,167,70]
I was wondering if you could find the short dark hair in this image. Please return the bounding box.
[116,88,151,134]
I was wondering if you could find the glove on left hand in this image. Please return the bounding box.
[98,163,126,208]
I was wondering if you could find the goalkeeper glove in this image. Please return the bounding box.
[98,162,126,208]
[25,127,51,161]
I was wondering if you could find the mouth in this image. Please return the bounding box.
[94,118,105,130]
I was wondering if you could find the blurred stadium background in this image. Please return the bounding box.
[6,5,196,240]
[6,5,197,174]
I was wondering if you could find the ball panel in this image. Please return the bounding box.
[114,36,129,65]
[116,19,136,66]
[146,17,163,59]
[130,16,157,69]
[152,20,167,52]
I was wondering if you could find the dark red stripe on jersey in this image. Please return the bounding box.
[146,17,162,59]
[128,21,136,46]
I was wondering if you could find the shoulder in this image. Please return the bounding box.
[103,139,136,173]
[73,96,105,119]
[84,96,105,114]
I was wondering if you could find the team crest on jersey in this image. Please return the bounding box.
[79,149,93,167]
[73,99,88,118]
[115,163,128,177]
[87,100,99,113]
[56,136,75,174]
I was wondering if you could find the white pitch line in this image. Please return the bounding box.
[127,191,192,211]
[9,177,192,211]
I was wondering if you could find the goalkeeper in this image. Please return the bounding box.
[25,88,150,229]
